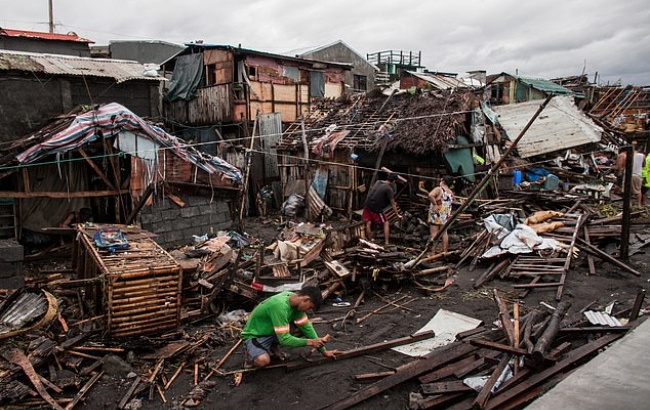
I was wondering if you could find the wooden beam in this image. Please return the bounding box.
[485,333,622,410]
[125,183,155,224]
[0,190,129,199]
[22,168,30,192]
[320,342,476,410]
[2,348,64,410]
[469,339,529,356]
[576,237,641,276]
[473,354,513,409]
[78,148,116,191]
[286,331,435,372]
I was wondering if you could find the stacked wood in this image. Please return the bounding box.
[320,302,637,410]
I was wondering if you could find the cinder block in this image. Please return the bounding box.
[0,239,24,263]
[180,206,201,218]
[0,261,24,289]
[162,209,179,221]
[172,218,193,231]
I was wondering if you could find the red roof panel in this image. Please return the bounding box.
[0,28,93,43]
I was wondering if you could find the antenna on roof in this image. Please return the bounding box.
[48,0,55,33]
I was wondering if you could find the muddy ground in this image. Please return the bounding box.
[52,215,648,410]
[12,216,650,410]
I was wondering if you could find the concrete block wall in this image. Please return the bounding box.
[139,196,233,248]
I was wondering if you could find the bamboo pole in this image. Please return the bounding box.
[165,360,186,390]
[238,112,259,230]
[205,339,243,381]
[513,303,520,375]
[405,95,554,269]
[356,295,409,324]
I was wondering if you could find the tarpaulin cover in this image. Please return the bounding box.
[444,135,475,182]
[165,53,204,102]
[16,103,242,183]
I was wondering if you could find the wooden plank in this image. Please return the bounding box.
[64,370,104,410]
[485,333,622,410]
[417,392,468,410]
[494,290,515,346]
[421,380,475,395]
[78,148,117,191]
[286,331,435,372]
[469,339,529,356]
[473,354,512,409]
[320,342,476,410]
[577,237,641,276]
[583,226,596,275]
[2,348,64,410]
[513,282,562,288]
[419,355,478,384]
[0,190,128,198]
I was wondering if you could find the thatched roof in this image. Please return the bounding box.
[278,89,475,156]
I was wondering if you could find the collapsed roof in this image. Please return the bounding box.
[6,103,242,184]
[279,89,476,156]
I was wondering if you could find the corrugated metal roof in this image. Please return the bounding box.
[180,44,353,70]
[405,71,472,90]
[584,310,622,327]
[496,73,572,95]
[0,50,164,83]
[0,28,93,43]
[492,95,602,158]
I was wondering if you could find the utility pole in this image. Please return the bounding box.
[48,0,54,33]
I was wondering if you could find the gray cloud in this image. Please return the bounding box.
[1,0,648,85]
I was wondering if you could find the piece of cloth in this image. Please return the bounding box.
[632,152,645,177]
[428,189,453,226]
[362,208,387,225]
[364,181,394,213]
[241,291,322,351]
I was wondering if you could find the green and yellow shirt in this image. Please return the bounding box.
[241,291,324,350]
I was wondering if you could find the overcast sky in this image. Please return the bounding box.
[2,0,649,85]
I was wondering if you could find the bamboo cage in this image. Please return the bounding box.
[73,224,182,337]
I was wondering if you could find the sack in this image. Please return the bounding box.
[93,226,129,251]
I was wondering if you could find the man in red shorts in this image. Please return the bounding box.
[362,173,402,245]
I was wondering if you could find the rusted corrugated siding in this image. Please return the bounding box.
[0,50,161,83]
[493,95,602,158]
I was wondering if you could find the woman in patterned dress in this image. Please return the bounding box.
[428,176,454,256]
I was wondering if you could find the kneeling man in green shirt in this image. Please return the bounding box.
[241,286,339,368]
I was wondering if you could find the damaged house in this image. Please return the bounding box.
[161,44,351,216]
[0,48,164,142]
[275,87,483,222]
[485,73,608,192]
[0,103,242,249]
[289,40,379,93]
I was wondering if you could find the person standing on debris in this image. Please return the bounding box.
[428,176,455,256]
[362,173,402,246]
[632,147,645,207]
[241,286,338,369]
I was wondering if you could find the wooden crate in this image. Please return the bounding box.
[73,224,182,337]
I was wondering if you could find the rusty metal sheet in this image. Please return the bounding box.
[493,95,602,158]
[0,50,163,83]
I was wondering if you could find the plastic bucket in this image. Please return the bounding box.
[513,170,522,185]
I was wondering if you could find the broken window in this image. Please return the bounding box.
[353,75,367,92]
